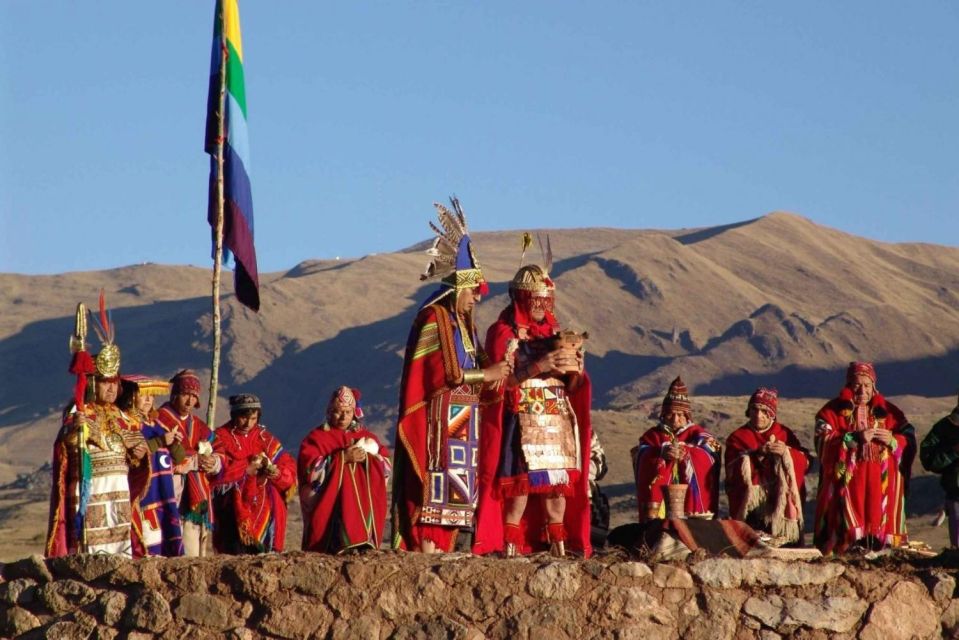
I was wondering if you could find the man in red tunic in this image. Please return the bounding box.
[299,387,391,553]
[814,362,916,554]
[155,369,220,556]
[391,198,511,554]
[212,394,297,554]
[473,263,593,558]
[725,388,810,544]
[631,377,720,521]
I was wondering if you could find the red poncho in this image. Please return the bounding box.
[813,389,916,554]
[472,308,593,557]
[156,404,215,528]
[298,424,391,553]
[724,421,810,542]
[212,423,297,553]
[632,423,720,521]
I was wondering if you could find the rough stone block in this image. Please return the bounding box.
[859,581,939,640]
[0,578,38,606]
[37,579,97,615]
[174,593,233,631]
[528,563,581,599]
[3,554,53,584]
[653,564,694,588]
[123,588,172,633]
[0,606,41,637]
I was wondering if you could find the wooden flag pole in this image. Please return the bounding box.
[207,23,228,430]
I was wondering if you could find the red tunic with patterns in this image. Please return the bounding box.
[724,422,810,543]
[813,389,916,554]
[211,422,297,553]
[298,422,391,553]
[391,303,487,552]
[156,404,215,530]
[473,310,593,557]
[631,423,720,521]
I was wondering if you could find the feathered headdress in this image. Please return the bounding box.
[420,196,487,295]
[87,290,121,379]
[511,232,555,296]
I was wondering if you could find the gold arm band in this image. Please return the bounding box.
[462,369,485,384]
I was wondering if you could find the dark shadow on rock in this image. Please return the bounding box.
[673,218,758,245]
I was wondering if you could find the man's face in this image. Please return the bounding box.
[851,375,875,407]
[529,294,554,323]
[171,393,198,416]
[328,405,355,430]
[663,409,688,430]
[748,405,774,430]
[135,393,155,415]
[95,378,119,404]
[233,410,259,432]
[455,287,481,315]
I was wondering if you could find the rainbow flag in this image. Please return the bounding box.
[205,0,260,311]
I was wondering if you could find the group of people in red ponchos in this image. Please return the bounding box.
[632,361,918,554]
[47,199,929,561]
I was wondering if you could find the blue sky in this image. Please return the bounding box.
[1,2,957,274]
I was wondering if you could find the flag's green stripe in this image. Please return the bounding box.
[226,39,247,119]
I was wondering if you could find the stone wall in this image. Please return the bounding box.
[1,552,956,639]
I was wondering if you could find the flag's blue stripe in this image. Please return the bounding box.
[224,140,254,235]
[225,92,251,170]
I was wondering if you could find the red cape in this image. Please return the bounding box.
[472,316,593,557]
[391,304,478,551]
[724,421,810,523]
[632,423,720,520]
[212,423,297,552]
[813,389,916,553]
[299,425,390,552]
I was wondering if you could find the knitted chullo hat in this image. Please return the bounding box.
[846,361,877,386]
[170,369,202,397]
[746,387,778,419]
[661,376,691,417]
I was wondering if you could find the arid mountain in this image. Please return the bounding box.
[2,211,959,559]
[1,211,958,482]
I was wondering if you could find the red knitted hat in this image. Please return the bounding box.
[746,387,778,419]
[170,369,202,397]
[846,362,877,386]
[661,376,691,416]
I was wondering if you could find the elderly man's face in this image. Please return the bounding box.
[95,378,119,404]
[748,405,774,430]
[851,375,875,406]
[663,409,689,430]
[171,393,197,416]
[328,405,355,430]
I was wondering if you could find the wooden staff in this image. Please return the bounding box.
[207,17,228,430]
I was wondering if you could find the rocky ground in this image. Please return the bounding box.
[2,550,959,639]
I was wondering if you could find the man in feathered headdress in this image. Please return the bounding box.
[391,197,512,553]
[473,240,594,558]
[46,293,150,558]
[814,362,916,554]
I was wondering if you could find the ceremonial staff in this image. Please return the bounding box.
[208,25,228,430]
[204,0,261,427]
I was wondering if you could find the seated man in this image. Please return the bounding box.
[725,388,810,545]
[631,376,720,521]
[919,391,959,548]
[212,394,297,554]
[299,387,391,553]
[814,362,916,554]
